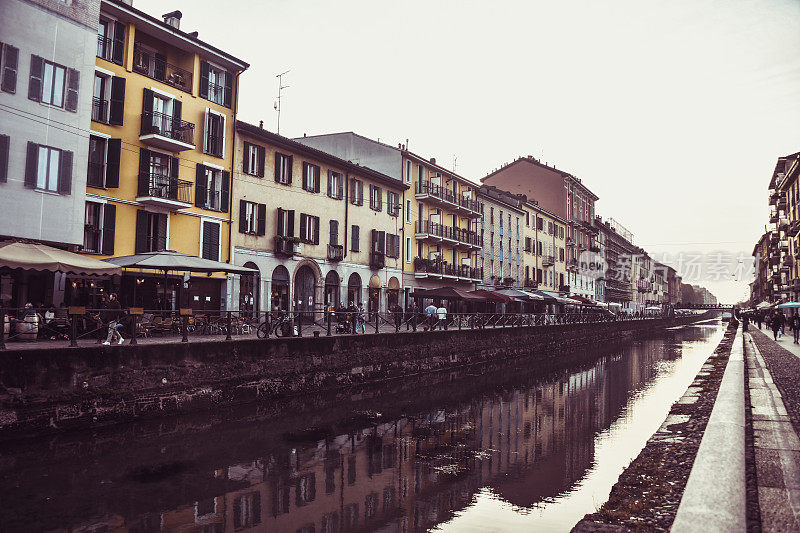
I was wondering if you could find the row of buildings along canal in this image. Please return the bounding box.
[0,0,716,316]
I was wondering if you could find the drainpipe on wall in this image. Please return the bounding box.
[343,171,349,259]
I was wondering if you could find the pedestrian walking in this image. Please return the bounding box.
[791,312,800,344]
[101,293,124,345]
[357,302,366,334]
[392,303,403,332]
[348,302,357,334]
[425,303,437,330]
[437,304,447,330]
[771,310,784,341]
[756,312,763,330]
[407,301,418,331]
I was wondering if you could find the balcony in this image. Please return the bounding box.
[414,180,481,217]
[542,255,555,267]
[140,111,195,152]
[589,244,601,253]
[414,220,482,250]
[370,251,385,270]
[780,240,789,251]
[327,244,343,262]
[136,173,193,210]
[133,42,193,93]
[770,211,779,224]
[778,197,788,210]
[523,278,538,289]
[275,236,299,257]
[413,257,482,282]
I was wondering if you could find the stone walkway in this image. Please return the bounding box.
[745,330,800,532]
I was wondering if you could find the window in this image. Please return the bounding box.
[232,492,261,529]
[369,184,382,211]
[417,164,423,182]
[327,170,343,199]
[406,160,411,183]
[386,234,400,258]
[29,57,79,112]
[560,247,565,262]
[97,18,124,64]
[204,110,225,157]
[92,73,109,123]
[559,226,564,239]
[87,136,120,188]
[537,217,543,231]
[350,179,364,205]
[274,152,292,184]
[406,199,411,222]
[296,474,316,507]
[243,142,265,177]
[299,213,320,244]
[201,220,221,261]
[0,42,19,94]
[200,61,231,107]
[25,143,72,194]
[302,162,320,192]
[239,200,265,236]
[387,191,399,216]
[405,237,411,262]
[83,202,115,254]
[276,208,295,237]
[351,225,360,252]
[135,210,167,253]
[195,164,230,212]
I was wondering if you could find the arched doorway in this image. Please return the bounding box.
[324,270,340,309]
[368,275,381,315]
[386,276,400,311]
[271,265,290,312]
[347,273,361,306]
[239,262,259,317]
[294,265,317,322]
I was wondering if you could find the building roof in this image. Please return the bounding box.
[104,0,249,70]
[298,131,479,187]
[480,157,599,201]
[769,151,800,190]
[237,122,408,190]
[477,185,525,214]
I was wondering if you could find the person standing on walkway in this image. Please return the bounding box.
[348,302,357,334]
[771,310,784,341]
[102,293,124,345]
[756,312,763,330]
[437,304,447,330]
[392,302,403,332]
[357,302,366,334]
[407,301,418,332]
[425,302,437,330]
[791,312,800,344]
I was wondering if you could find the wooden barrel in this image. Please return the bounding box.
[16,314,39,341]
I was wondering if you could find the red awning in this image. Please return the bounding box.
[469,289,514,303]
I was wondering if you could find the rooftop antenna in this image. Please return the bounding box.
[274,70,290,135]
[453,156,458,172]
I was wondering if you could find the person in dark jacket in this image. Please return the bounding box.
[771,310,784,341]
[102,293,124,345]
[791,312,800,344]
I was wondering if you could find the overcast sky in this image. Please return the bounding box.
[139,0,800,303]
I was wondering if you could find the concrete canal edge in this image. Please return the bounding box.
[0,315,710,441]
[573,318,738,532]
[671,327,745,532]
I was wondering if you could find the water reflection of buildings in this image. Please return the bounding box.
[68,337,679,533]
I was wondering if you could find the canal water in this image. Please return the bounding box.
[0,320,724,533]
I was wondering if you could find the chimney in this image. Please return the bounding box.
[259,120,263,129]
[188,31,198,38]
[162,10,182,29]
[118,0,133,5]
[430,157,436,165]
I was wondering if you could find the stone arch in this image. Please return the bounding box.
[239,261,260,316]
[347,272,362,306]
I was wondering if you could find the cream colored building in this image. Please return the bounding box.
[521,201,568,295]
[231,122,407,316]
[476,186,524,289]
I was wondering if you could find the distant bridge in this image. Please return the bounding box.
[674,303,734,310]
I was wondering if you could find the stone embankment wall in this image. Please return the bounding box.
[0,316,708,439]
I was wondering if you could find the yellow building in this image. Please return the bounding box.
[521,201,567,295]
[294,133,483,307]
[231,122,408,316]
[81,2,247,309]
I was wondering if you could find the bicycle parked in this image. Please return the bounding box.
[256,311,292,338]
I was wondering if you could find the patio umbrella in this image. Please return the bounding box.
[569,295,598,306]
[0,240,121,276]
[104,250,257,274]
[776,302,800,309]
[495,288,541,301]
[410,286,485,301]
[469,289,515,304]
[526,289,558,302]
[756,301,771,309]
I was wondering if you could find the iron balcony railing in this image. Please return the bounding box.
[414,180,481,213]
[369,251,385,270]
[96,35,115,62]
[92,97,108,123]
[137,173,193,204]
[414,220,482,248]
[140,111,195,145]
[327,244,344,262]
[275,236,298,256]
[133,43,193,93]
[413,257,482,280]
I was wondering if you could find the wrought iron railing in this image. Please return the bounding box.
[415,180,480,213]
[137,173,193,204]
[140,111,195,145]
[133,43,193,93]
[328,244,344,262]
[92,97,108,123]
[96,36,115,62]
[414,220,482,247]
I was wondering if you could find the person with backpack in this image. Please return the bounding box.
[791,312,800,344]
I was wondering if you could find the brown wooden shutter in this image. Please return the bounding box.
[135,210,148,253]
[287,155,293,184]
[299,213,307,242]
[330,220,338,246]
[378,231,386,254]
[194,164,206,207]
[112,21,125,65]
[239,200,248,233]
[105,139,121,188]
[137,148,151,196]
[287,210,295,237]
[199,61,209,99]
[0,135,8,183]
[223,70,232,108]
[257,204,266,236]
[28,55,43,102]
[313,217,319,245]
[337,174,343,199]
[1,45,18,93]
[257,146,265,177]
[65,68,79,112]
[156,214,168,251]
[101,204,116,255]
[352,225,359,252]
[109,76,125,126]
[277,208,285,237]
[24,142,37,188]
[242,142,251,174]
[57,150,73,195]
[141,88,154,133]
